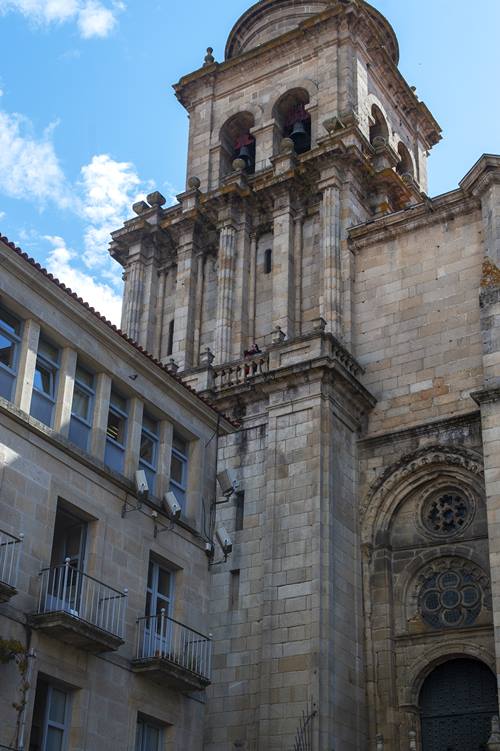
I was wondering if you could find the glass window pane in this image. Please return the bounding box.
[34,362,54,396]
[48,688,67,724]
[69,417,90,452]
[172,433,187,455]
[39,339,59,364]
[107,410,125,444]
[0,333,15,369]
[0,306,21,336]
[170,455,184,486]
[46,726,64,751]
[143,414,158,435]
[75,365,94,389]
[157,568,171,599]
[135,722,144,751]
[148,561,154,589]
[110,391,127,413]
[104,440,124,473]
[0,368,15,401]
[30,391,54,427]
[145,724,160,751]
[140,433,155,466]
[72,386,91,421]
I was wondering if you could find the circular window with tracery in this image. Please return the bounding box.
[422,491,473,537]
[418,562,487,629]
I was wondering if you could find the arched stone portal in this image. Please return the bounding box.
[420,658,498,751]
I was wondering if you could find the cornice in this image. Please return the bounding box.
[459,154,500,197]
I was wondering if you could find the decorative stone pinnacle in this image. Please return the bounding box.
[132,200,149,215]
[272,326,286,344]
[188,176,201,190]
[204,47,215,66]
[166,358,179,374]
[200,347,215,367]
[146,191,166,208]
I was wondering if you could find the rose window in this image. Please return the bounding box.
[419,568,483,629]
[423,492,472,536]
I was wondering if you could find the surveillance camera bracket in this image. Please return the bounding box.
[153,517,175,539]
[121,496,143,518]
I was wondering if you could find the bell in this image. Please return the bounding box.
[290,119,309,153]
[237,143,253,168]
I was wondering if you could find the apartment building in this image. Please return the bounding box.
[0,234,233,751]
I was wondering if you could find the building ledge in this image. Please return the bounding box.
[29,612,125,654]
[131,657,211,692]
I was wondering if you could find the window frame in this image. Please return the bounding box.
[146,558,174,620]
[0,304,22,400]
[30,336,60,427]
[135,715,164,751]
[139,414,159,493]
[169,433,189,509]
[41,683,71,751]
[69,363,96,451]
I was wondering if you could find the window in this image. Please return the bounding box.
[136,716,163,751]
[264,248,272,274]
[169,432,188,510]
[139,414,159,493]
[69,363,95,451]
[146,559,173,621]
[166,319,174,357]
[235,491,245,532]
[30,337,60,427]
[29,678,71,751]
[0,304,21,401]
[104,389,128,473]
[44,506,87,615]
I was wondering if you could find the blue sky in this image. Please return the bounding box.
[0,0,499,324]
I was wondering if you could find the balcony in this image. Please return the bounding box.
[0,528,23,603]
[30,560,127,653]
[132,610,212,692]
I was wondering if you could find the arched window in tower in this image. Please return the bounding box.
[369,104,389,146]
[396,142,414,178]
[274,88,311,155]
[219,112,256,178]
[264,248,272,274]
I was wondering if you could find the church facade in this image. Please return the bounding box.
[111,1,500,750]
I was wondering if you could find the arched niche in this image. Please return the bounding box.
[272,87,311,155]
[396,141,415,178]
[219,112,256,178]
[369,103,389,145]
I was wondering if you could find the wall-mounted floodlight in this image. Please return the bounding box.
[162,491,181,521]
[216,527,233,557]
[217,469,240,498]
[135,470,149,500]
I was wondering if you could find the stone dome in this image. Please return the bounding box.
[225,0,399,64]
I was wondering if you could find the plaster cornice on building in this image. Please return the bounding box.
[0,234,236,433]
[459,154,500,196]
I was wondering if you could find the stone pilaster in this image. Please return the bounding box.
[232,211,252,359]
[14,318,40,413]
[53,347,78,437]
[121,235,161,352]
[319,180,342,337]
[173,225,200,371]
[215,222,237,364]
[272,189,295,338]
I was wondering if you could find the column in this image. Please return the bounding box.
[232,212,252,359]
[14,319,40,413]
[124,397,144,480]
[248,232,258,343]
[53,347,78,437]
[156,420,174,501]
[121,256,142,342]
[172,225,200,370]
[272,190,295,338]
[215,223,237,364]
[120,237,160,352]
[90,372,112,461]
[192,251,205,366]
[320,182,342,337]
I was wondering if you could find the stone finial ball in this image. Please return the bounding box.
[232,158,247,172]
[280,137,295,154]
[188,176,201,190]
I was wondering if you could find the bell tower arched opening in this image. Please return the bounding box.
[273,88,311,155]
[219,112,256,177]
[420,658,498,751]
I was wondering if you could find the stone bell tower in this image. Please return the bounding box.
[110,1,441,749]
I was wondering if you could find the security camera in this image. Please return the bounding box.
[162,491,181,521]
[217,469,240,498]
[135,470,149,500]
[216,527,233,556]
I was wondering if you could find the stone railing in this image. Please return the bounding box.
[213,353,270,390]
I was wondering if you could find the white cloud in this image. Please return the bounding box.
[0,111,69,206]
[0,211,6,221]
[44,235,123,323]
[0,0,124,38]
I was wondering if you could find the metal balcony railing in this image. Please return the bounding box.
[291,703,317,751]
[0,528,23,590]
[37,559,127,639]
[136,610,212,681]
[213,352,269,389]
